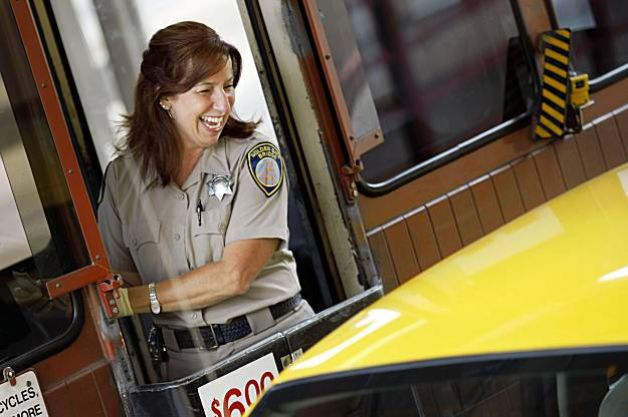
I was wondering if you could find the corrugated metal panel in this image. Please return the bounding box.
[405,207,442,272]
[491,166,525,222]
[383,220,420,283]
[595,115,627,169]
[368,109,628,293]
[512,156,545,210]
[448,186,483,245]
[426,197,462,259]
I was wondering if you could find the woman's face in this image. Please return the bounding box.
[163,58,235,152]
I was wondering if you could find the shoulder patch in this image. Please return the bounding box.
[246,141,284,197]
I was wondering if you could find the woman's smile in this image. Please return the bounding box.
[200,114,226,132]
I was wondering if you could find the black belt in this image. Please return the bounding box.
[169,294,302,350]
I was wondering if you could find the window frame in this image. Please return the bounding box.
[301,0,385,162]
[545,0,628,92]
[589,63,628,92]
[11,0,112,298]
[0,0,113,369]
[301,0,540,197]
[0,292,84,373]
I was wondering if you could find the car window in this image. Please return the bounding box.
[253,351,628,417]
[266,374,612,417]
[314,0,535,184]
[550,0,628,83]
[0,2,88,366]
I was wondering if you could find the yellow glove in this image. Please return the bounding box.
[115,287,134,318]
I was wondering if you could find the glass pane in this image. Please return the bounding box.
[51,0,334,318]
[551,0,628,80]
[0,3,84,363]
[317,0,534,183]
[50,0,279,171]
[255,354,628,417]
[317,1,381,139]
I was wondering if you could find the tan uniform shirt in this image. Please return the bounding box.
[97,136,301,328]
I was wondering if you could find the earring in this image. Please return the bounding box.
[159,102,174,119]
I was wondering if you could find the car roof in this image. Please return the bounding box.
[281,163,628,383]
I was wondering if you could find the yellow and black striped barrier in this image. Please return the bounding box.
[534,29,572,140]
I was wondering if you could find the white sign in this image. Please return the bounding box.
[198,353,279,417]
[0,371,49,417]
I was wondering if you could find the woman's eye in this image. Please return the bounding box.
[224,84,235,90]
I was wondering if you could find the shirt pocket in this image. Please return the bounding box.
[123,220,163,277]
[192,210,226,263]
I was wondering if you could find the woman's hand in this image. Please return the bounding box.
[115,287,134,317]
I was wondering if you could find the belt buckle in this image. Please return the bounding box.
[206,324,219,350]
[186,325,220,351]
[187,325,219,351]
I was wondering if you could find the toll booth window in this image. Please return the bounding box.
[0,4,88,365]
[316,0,534,184]
[550,0,628,82]
[49,0,277,172]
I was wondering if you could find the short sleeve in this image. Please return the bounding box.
[97,161,137,273]
[225,142,289,246]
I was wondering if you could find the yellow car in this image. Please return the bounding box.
[248,163,628,417]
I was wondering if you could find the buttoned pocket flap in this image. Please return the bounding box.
[192,211,223,236]
[125,220,161,249]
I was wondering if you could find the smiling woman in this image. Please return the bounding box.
[97,21,314,381]
[120,22,253,187]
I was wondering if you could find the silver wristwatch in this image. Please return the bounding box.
[148,282,161,314]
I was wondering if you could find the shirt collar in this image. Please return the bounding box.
[139,140,230,192]
[182,141,229,191]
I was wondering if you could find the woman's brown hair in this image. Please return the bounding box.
[122,21,257,186]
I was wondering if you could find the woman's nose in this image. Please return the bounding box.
[212,89,230,112]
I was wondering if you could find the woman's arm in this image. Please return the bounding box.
[127,237,279,313]
[119,271,142,286]
[98,161,139,275]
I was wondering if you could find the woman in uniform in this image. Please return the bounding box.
[97,21,313,380]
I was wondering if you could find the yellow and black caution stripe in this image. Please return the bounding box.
[534,29,571,140]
